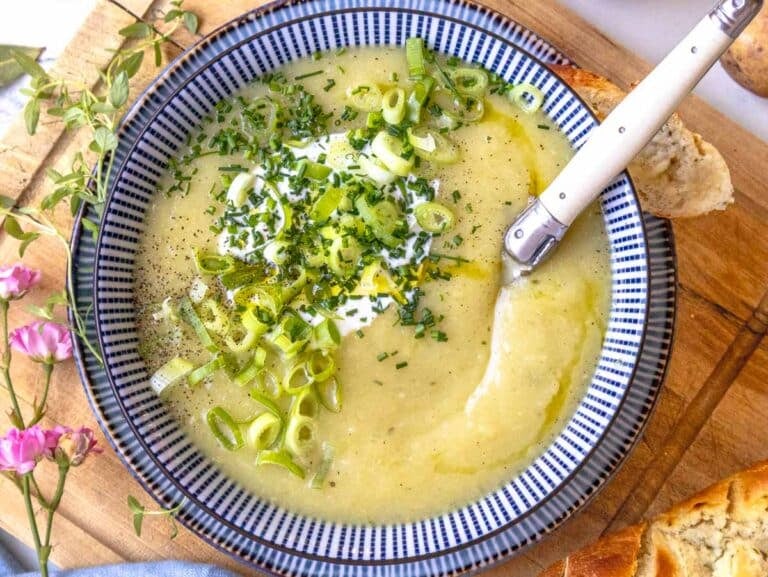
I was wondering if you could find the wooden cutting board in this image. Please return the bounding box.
[0,0,766,574]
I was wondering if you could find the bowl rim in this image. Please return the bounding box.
[81,0,661,567]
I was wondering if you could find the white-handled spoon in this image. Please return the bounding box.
[502,0,762,283]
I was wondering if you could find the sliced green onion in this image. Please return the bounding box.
[312,319,340,350]
[406,37,426,78]
[328,235,362,278]
[178,297,217,353]
[283,361,314,395]
[508,83,544,114]
[226,172,255,207]
[407,77,435,123]
[206,407,244,451]
[381,88,406,125]
[270,312,311,358]
[298,159,332,180]
[233,348,267,387]
[255,449,305,479]
[354,195,405,248]
[284,414,317,457]
[306,350,335,382]
[150,357,194,395]
[224,325,260,353]
[291,387,319,418]
[234,286,282,315]
[345,84,383,112]
[354,260,405,304]
[250,388,284,418]
[188,355,224,387]
[431,90,484,127]
[244,412,281,450]
[407,127,460,164]
[415,201,456,233]
[315,376,342,413]
[449,68,488,97]
[310,187,344,223]
[358,155,396,186]
[370,131,414,177]
[366,110,384,129]
[199,299,230,336]
[195,252,236,275]
[279,267,308,304]
[310,443,335,489]
[255,369,282,398]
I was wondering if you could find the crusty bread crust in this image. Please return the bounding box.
[549,65,734,219]
[538,461,768,577]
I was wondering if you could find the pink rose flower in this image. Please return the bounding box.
[56,426,101,466]
[0,264,41,301]
[10,321,73,364]
[0,426,49,474]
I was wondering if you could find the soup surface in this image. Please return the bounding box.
[135,45,611,524]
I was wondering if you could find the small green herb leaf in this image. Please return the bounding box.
[183,11,199,34]
[23,98,40,135]
[0,195,15,209]
[91,126,118,154]
[0,45,43,87]
[118,51,144,79]
[127,495,146,537]
[4,216,40,256]
[9,47,47,80]
[164,9,183,22]
[110,71,129,108]
[119,22,151,39]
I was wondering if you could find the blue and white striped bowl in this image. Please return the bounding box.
[70,1,677,575]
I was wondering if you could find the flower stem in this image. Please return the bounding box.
[41,461,69,571]
[29,363,53,426]
[0,299,24,428]
[22,474,48,577]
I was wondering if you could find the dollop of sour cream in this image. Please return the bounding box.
[216,133,439,335]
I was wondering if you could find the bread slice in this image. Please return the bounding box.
[549,65,734,219]
[537,461,768,576]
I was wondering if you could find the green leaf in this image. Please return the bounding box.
[153,42,162,67]
[82,217,99,239]
[19,233,40,257]
[4,215,26,240]
[24,99,40,135]
[118,51,144,79]
[127,495,146,537]
[0,195,16,209]
[183,11,199,34]
[27,303,53,320]
[164,9,183,22]
[109,71,129,108]
[8,47,47,80]
[62,106,86,128]
[90,126,118,154]
[119,22,151,39]
[0,45,43,87]
[91,101,115,114]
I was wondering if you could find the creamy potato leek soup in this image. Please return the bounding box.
[135,42,611,524]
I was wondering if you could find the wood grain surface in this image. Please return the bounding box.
[0,0,766,575]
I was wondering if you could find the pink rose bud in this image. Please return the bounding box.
[57,426,101,466]
[0,264,41,301]
[43,425,69,460]
[0,426,49,475]
[10,321,73,364]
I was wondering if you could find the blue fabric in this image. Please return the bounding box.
[0,540,242,577]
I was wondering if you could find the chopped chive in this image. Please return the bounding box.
[377,352,389,362]
[295,70,324,80]
[395,361,408,370]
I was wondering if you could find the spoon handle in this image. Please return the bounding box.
[504,0,762,272]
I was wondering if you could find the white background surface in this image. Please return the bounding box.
[0,0,765,571]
